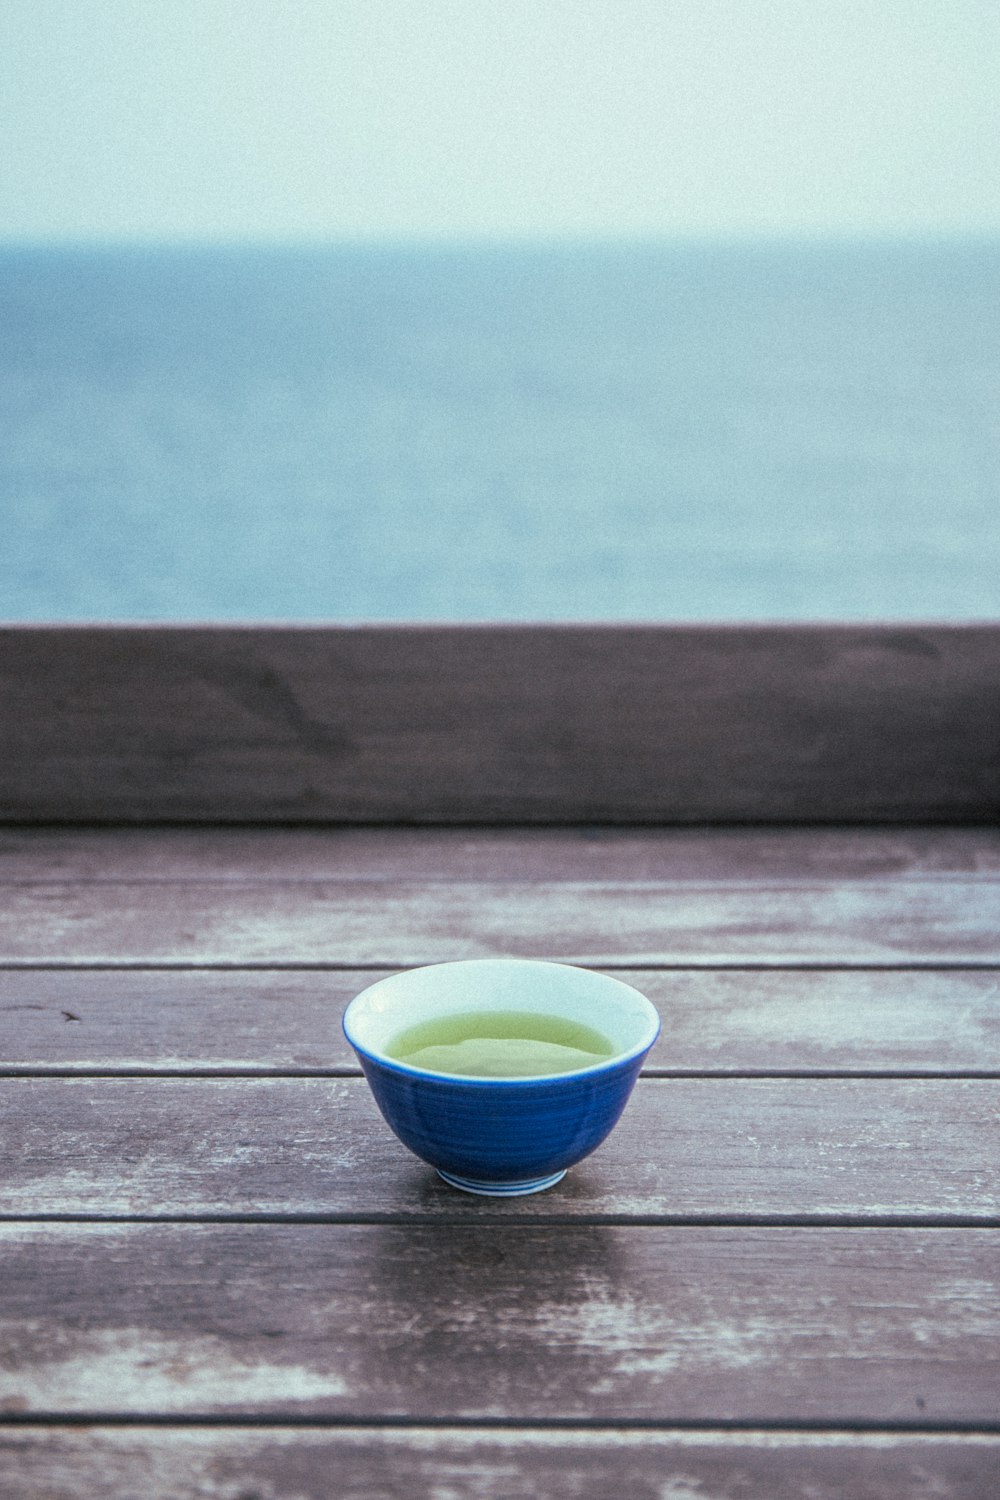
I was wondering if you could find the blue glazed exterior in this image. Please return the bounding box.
[352,1046,649,1183]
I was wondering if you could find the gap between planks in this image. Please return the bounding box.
[3,1415,1000,1433]
[2,1215,999,1230]
[4,961,1000,970]
[3,1069,999,1082]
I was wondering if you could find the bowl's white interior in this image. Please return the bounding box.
[344,959,660,1061]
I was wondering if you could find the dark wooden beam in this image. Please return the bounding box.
[2,624,997,822]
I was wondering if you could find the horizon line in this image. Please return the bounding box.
[1,228,999,255]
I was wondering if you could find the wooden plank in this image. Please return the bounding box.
[1,876,997,965]
[2,624,998,822]
[3,1428,999,1500]
[2,1078,995,1221]
[4,967,999,1075]
[1,1224,997,1420]
[4,824,1000,884]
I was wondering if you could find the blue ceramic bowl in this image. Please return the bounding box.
[342,959,660,1196]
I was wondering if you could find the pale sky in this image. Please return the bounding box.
[1,0,999,243]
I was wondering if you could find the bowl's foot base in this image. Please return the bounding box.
[436,1168,567,1197]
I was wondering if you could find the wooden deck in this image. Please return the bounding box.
[2,626,999,1497]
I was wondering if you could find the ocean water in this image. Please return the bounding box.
[1,239,997,621]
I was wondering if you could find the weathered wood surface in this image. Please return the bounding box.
[4,966,999,1074]
[4,1428,999,1500]
[1,1224,997,1421]
[3,877,998,965]
[1,822,996,1476]
[3,820,997,965]
[2,1077,996,1222]
[5,824,1000,882]
[2,625,998,822]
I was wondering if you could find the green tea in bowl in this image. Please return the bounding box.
[385,1009,616,1077]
